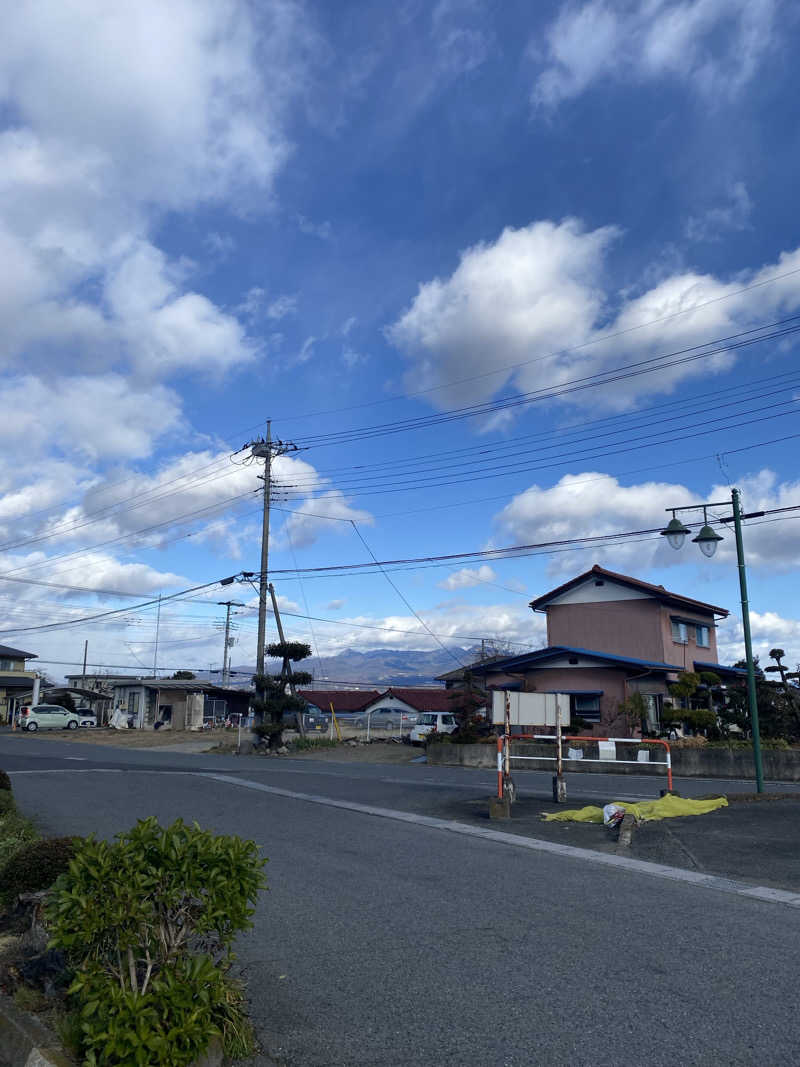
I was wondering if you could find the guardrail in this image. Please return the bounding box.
[496,734,673,798]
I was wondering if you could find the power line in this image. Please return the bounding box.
[273,264,800,424]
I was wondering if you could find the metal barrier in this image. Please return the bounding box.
[497,734,673,798]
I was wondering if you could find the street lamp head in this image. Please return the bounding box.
[660,516,691,551]
[693,524,723,558]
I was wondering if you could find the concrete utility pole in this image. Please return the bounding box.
[218,600,244,686]
[243,422,298,696]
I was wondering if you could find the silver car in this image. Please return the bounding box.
[20,705,80,731]
[354,707,418,730]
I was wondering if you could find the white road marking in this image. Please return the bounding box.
[202,772,800,909]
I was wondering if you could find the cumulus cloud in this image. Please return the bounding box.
[389,219,800,414]
[300,600,545,657]
[494,469,800,575]
[0,374,183,462]
[438,564,498,590]
[0,0,314,380]
[281,491,373,550]
[531,0,778,107]
[718,610,800,670]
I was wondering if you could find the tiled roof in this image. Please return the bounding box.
[364,687,454,713]
[299,689,380,713]
[469,645,684,675]
[0,644,37,660]
[530,564,728,617]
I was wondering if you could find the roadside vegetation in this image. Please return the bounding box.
[0,771,268,1066]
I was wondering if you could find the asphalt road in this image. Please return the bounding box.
[3,732,800,1066]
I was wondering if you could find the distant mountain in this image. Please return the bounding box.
[226,646,485,688]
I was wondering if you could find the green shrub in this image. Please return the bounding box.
[0,808,36,869]
[0,835,79,907]
[0,790,14,815]
[47,816,267,1066]
[0,769,11,791]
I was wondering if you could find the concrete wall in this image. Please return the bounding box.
[427,742,800,782]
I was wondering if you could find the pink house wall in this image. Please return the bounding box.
[486,666,670,729]
[545,600,719,668]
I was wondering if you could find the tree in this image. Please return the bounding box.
[724,654,800,742]
[447,669,488,741]
[49,692,76,712]
[662,671,719,733]
[251,641,312,749]
[171,670,196,680]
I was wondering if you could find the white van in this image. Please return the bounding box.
[409,711,458,744]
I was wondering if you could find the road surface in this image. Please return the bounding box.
[2,732,799,1066]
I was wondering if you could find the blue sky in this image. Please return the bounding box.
[1,0,799,681]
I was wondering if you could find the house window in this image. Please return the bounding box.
[696,625,710,648]
[573,694,601,723]
[0,659,16,670]
[670,620,688,644]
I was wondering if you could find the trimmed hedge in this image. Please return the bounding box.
[0,835,80,907]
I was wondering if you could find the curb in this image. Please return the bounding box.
[615,812,636,853]
[0,995,73,1066]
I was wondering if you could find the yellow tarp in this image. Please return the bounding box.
[542,793,728,823]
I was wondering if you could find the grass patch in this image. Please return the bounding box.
[292,736,339,751]
[0,807,37,870]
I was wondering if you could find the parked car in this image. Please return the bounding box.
[409,711,458,744]
[354,707,418,731]
[75,707,97,728]
[19,705,80,731]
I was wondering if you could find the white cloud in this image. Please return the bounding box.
[686,181,753,243]
[297,336,316,364]
[326,599,346,611]
[532,0,778,108]
[494,469,800,576]
[281,491,374,550]
[438,564,498,590]
[389,219,800,414]
[0,374,183,462]
[0,1,315,381]
[718,610,800,671]
[298,601,544,657]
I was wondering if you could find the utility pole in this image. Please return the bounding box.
[218,600,244,686]
[243,422,298,697]
[153,594,162,678]
[81,640,88,687]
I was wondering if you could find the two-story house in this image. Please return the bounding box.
[456,564,744,734]
[0,644,38,724]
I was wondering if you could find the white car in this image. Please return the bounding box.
[75,708,98,727]
[409,712,458,744]
[19,705,80,731]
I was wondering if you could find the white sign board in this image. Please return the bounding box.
[491,690,571,728]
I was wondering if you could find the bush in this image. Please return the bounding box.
[0,808,36,870]
[0,769,11,791]
[0,835,79,907]
[0,790,14,815]
[47,816,266,1066]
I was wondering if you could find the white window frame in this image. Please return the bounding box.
[671,619,688,644]
[695,625,710,648]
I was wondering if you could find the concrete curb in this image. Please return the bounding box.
[615,812,636,852]
[0,995,73,1066]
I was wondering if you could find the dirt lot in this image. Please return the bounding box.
[6,726,233,749]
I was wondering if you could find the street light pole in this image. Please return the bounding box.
[661,488,765,792]
[731,487,764,793]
